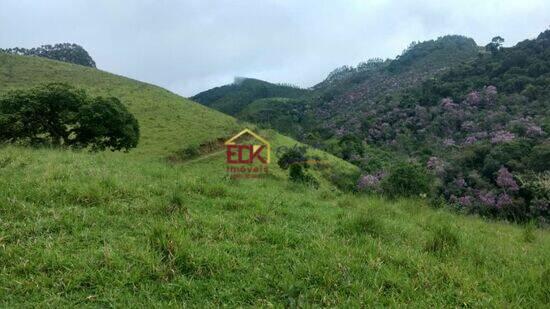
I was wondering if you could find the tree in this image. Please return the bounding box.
[0,83,139,151]
[73,97,140,151]
[277,145,318,186]
[338,134,364,161]
[485,36,505,55]
[380,162,432,198]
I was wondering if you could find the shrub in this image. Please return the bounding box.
[278,145,319,187]
[175,145,200,160]
[325,168,360,192]
[0,83,139,151]
[289,164,319,187]
[380,162,432,198]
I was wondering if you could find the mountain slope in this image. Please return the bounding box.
[0,53,239,158]
[192,35,480,142]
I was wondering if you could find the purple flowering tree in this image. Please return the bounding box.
[496,167,519,192]
[443,138,456,147]
[458,195,474,207]
[491,130,515,144]
[441,97,458,110]
[465,91,481,106]
[357,171,386,192]
[526,124,544,137]
[478,190,496,207]
[464,136,478,145]
[483,85,497,104]
[427,156,445,176]
[496,193,513,208]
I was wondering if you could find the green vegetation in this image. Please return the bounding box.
[277,145,319,187]
[193,35,480,142]
[1,145,549,307]
[380,162,432,198]
[192,77,311,116]
[0,46,548,306]
[193,30,550,223]
[0,83,139,151]
[0,52,239,158]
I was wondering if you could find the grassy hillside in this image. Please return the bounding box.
[0,53,239,158]
[1,145,548,307]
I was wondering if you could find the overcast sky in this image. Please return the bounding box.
[1,0,549,96]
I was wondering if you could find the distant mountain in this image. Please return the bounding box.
[193,35,481,142]
[192,77,311,115]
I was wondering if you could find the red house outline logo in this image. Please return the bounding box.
[225,129,271,164]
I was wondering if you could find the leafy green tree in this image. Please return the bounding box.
[338,134,364,161]
[380,162,432,198]
[0,83,139,151]
[73,97,140,151]
[0,83,85,146]
[485,36,505,55]
[528,143,550,172]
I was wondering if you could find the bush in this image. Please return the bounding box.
[289,164,319,187]
[278,145,318,187]
[331,171,360,192]
[380,162,432,198]
[174,145,200,160]
[0,83,139,151]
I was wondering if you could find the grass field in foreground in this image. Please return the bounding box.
[0,145,548,307]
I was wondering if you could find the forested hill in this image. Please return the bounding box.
[191,77,311,115]
[192,35,481,141]
[335,29,550,223]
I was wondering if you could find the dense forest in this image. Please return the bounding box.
[193,30,550,224]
